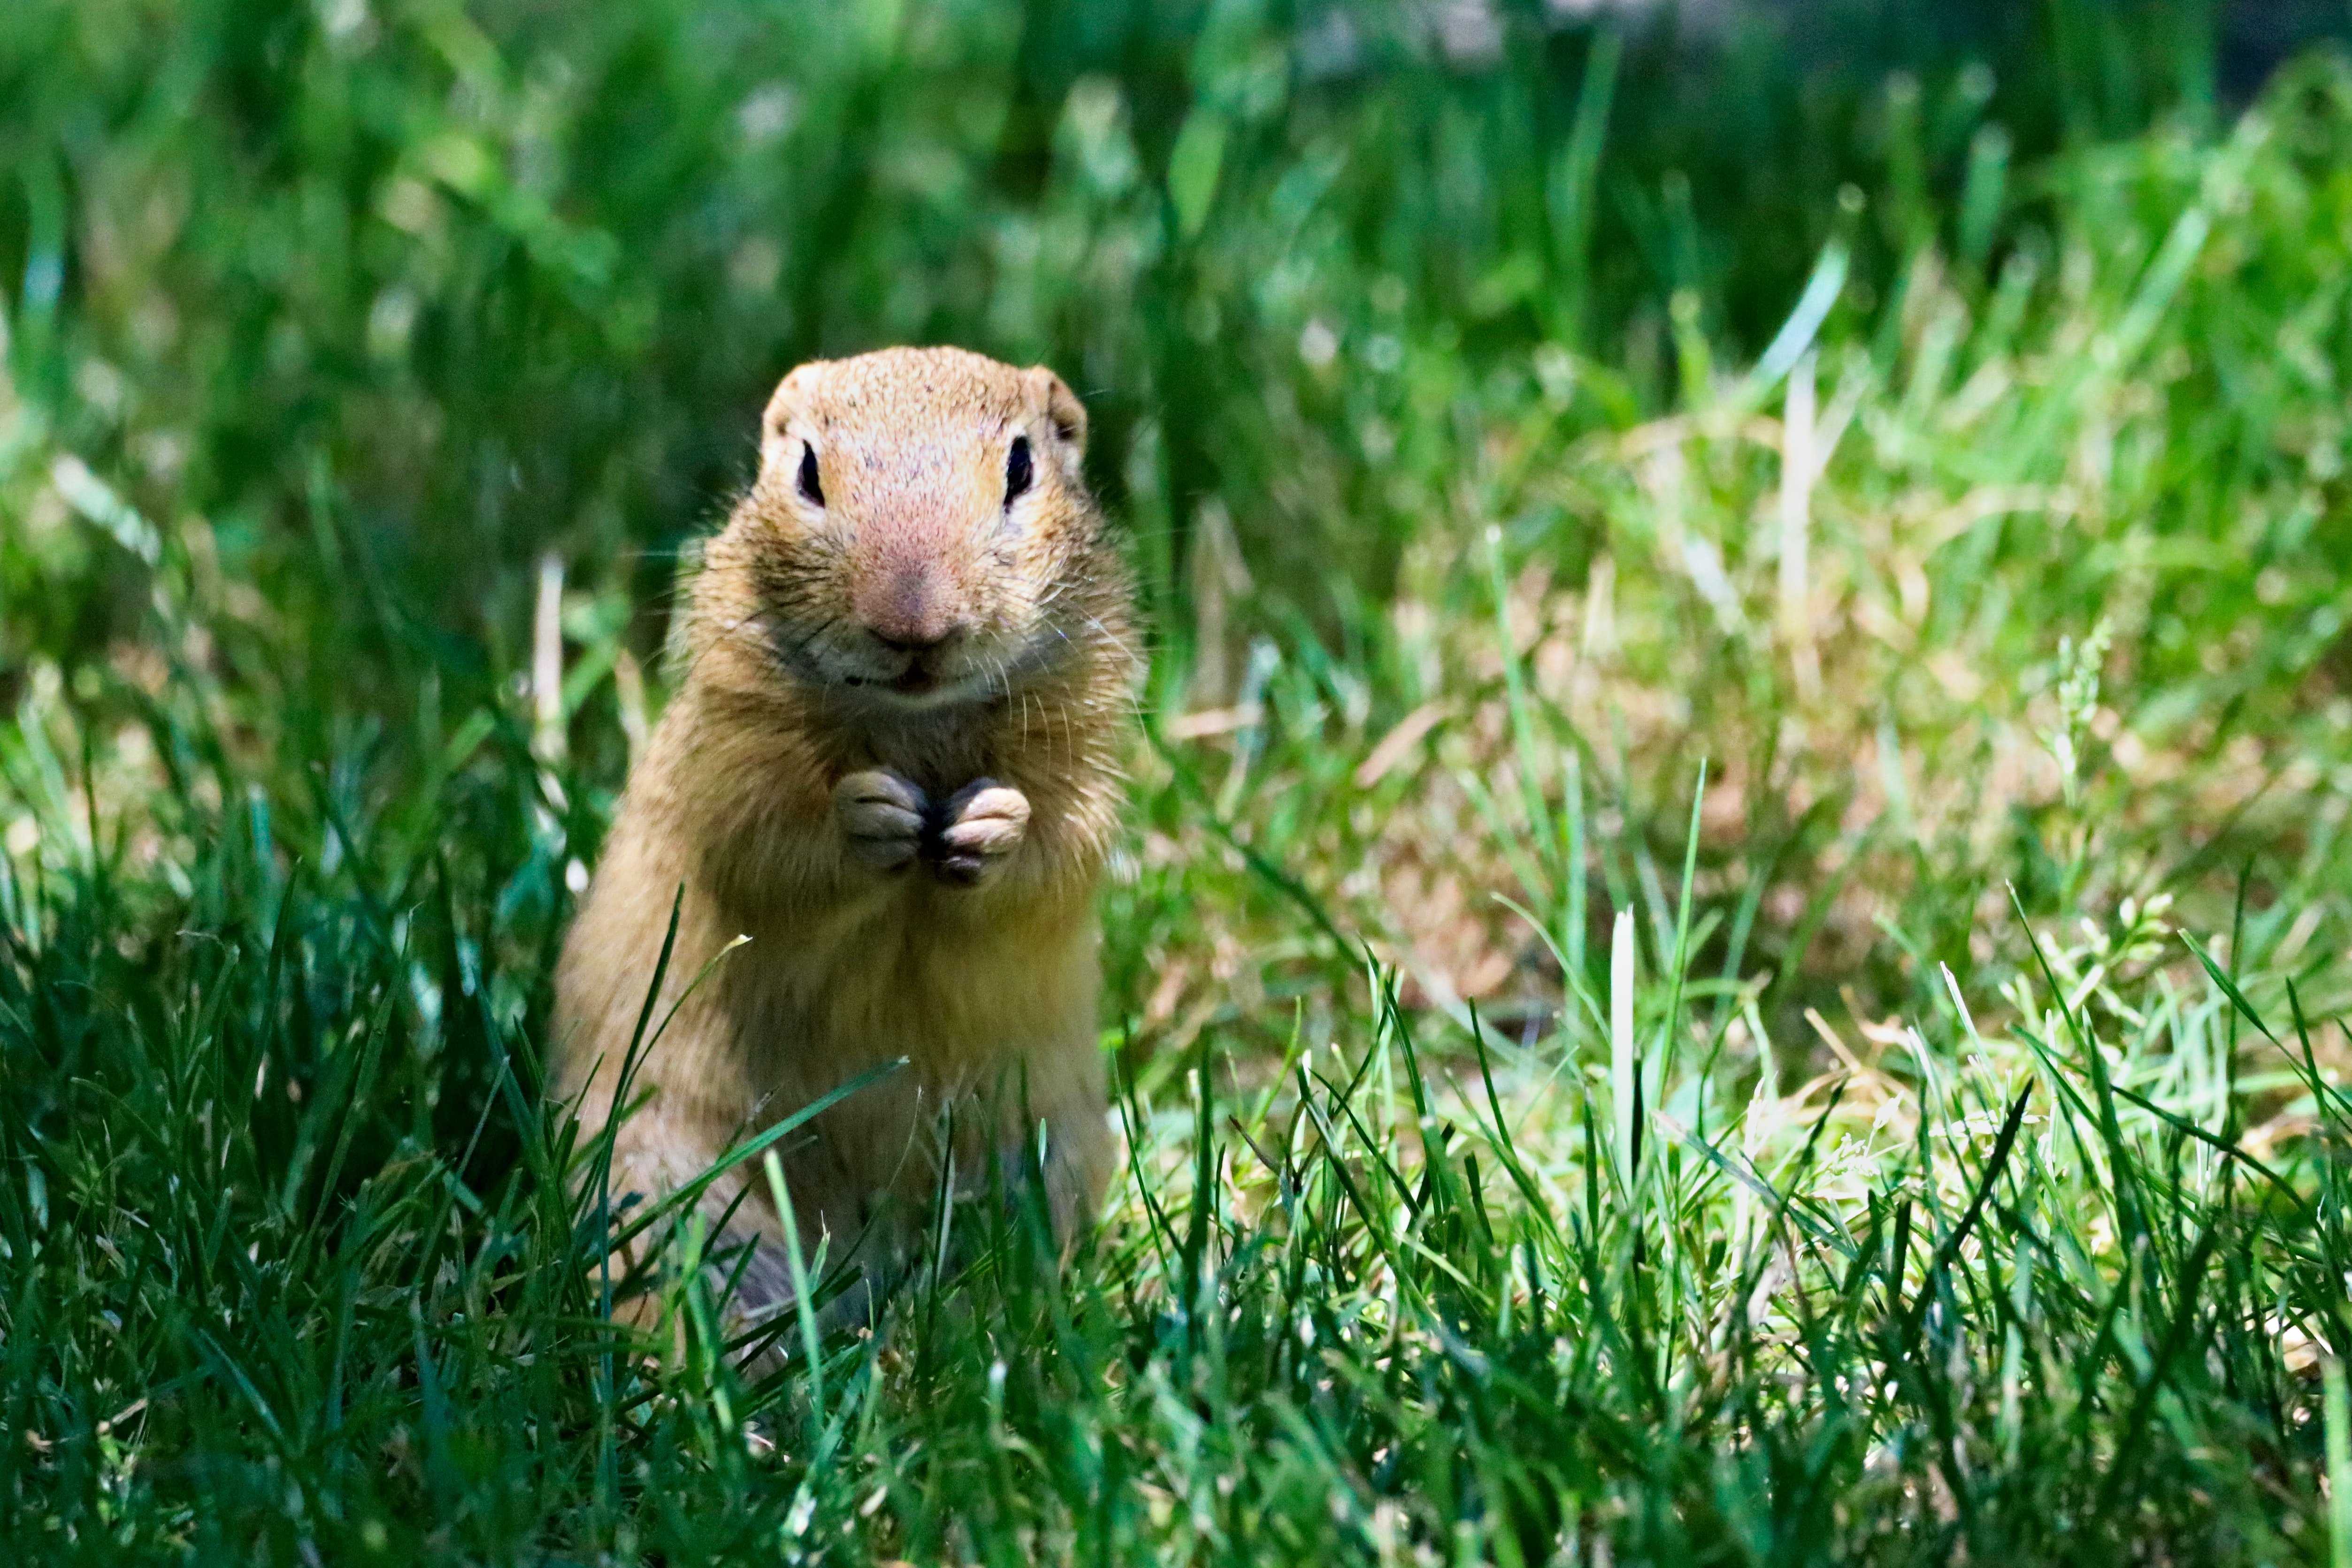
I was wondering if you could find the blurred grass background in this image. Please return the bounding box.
[7,0,2352,1562]
[8,0,2348,1037]
[5,0,2334,680]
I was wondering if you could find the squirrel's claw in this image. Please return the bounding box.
[835,769,927,871]
[835,772,1030,883]
[932,780,1030,886]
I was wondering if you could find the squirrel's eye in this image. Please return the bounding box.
[1004,435,1033,507]
[797,442,824,506]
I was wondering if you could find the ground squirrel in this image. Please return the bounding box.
[553,345,1137,1328]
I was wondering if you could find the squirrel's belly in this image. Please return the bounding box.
[716,897,1107,1224]
[731,893,1099,1086]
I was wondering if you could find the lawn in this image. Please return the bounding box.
[4,1,2352,1562]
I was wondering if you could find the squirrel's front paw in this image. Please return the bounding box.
[835,770,927,872]
[931,779,1030,887]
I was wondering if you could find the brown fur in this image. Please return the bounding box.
[552,346,1136,1327]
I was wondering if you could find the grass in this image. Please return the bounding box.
[6,1,2352,1562]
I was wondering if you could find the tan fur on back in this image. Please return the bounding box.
[553,346,1136,1326]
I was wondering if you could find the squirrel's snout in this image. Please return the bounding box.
[855,564,968,658]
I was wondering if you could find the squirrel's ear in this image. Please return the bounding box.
[1026,366,1088,459]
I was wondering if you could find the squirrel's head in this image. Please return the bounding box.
[707,346,1119,712]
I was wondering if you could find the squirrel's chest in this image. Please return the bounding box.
[848,705,1008,797]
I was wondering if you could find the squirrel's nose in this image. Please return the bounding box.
[858,566,965,654]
